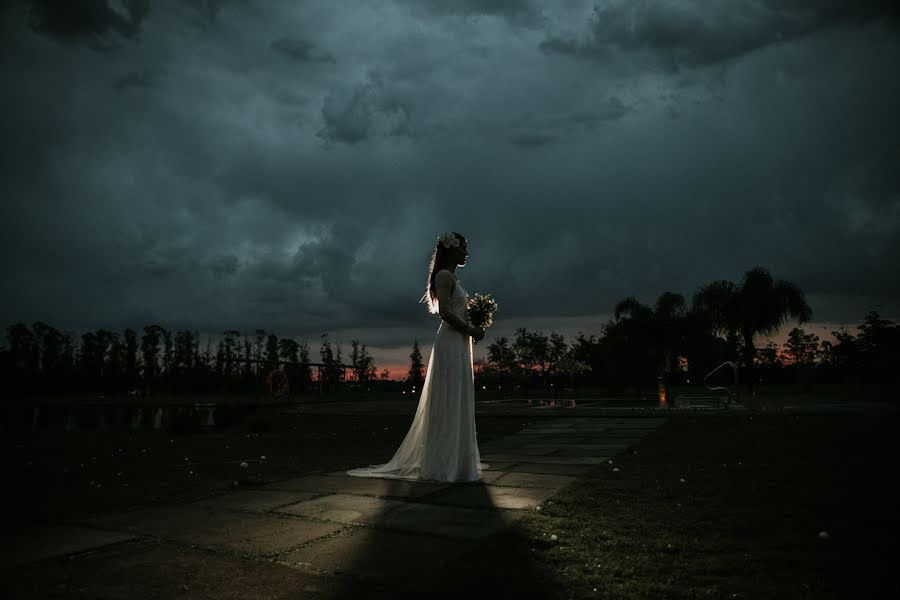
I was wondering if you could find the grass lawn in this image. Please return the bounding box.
[422,412,900,599]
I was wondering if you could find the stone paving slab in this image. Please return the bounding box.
[80,505,344,556]
[516,428,648,437]
[576,423,666,430]
[515,428,597,435]
[280,527,471,582]
[519,436,608,445]
[264,474,451,499]
[482,436,603,446]
[421,482,558,510]
[492,471,579,489]
[505,462,598,476]
[548,442,633,450]
[324,467,509,484]
[478,438,545,449]
[531,440,640,451]
[0,525,138,568]
[480,460,517,471]
[484,440,631,452]
[516,433,635,442]
[377,501,519,540]
[481,454,611,465]
[275,493,409,524]
[479,469,508,483]
[221,517,346,556]
[191,489,324,512]
[478,444,561,456]
[524,418,666,428]
[7,537,349,600]
[552,446,630,457]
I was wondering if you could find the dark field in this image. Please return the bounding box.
[431,412,900,599]
[4,408,899,599]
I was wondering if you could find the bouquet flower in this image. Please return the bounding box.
[467,293,498,330]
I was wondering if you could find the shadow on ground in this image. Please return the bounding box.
[289,477,558,599]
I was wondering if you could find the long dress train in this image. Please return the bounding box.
[347,278,488,482]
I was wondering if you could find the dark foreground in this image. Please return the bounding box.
[3,408,899,599]
[448,412,900,599]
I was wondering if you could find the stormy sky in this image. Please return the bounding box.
[2,0,899,372]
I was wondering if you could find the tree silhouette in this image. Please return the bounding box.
[253,329,266,367]
[6,323,38,393]
[783,327,820,366]
[694,267,811,393]
[513,328,550,378]
[123,328,138,390]
[78,330,104,388]
[220,330,240,381]
[857,311,900,382]
[569,333,602,386]
[350,340,376,384]
[162,329,173,381]
[32,321,66,392]
[277,336,302,393]
[408,340,424,388]
[486,336,518,391]
[298,339,312,388]
[241,335,253,382]
[277,337,300,365]
[265,333,279,365]
[140,325,164,386]
[613,291,688,397]
[319,334,342,386]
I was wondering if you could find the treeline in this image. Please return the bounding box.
[471,267,900,394]
[1,324,381,397]
[5,266,898,399]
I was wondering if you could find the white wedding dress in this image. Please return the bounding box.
[347,276,488,482]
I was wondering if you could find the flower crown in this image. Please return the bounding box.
[438,232,460,249]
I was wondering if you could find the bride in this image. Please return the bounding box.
[347,232,488,482]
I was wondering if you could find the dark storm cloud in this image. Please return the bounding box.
[24,0,150,51]
[401,0,539,22]
[541,0,900,70]
[270,38,335,63]
[1,0,899,362]
[317,71,416,145]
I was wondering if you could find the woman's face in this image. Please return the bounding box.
[455,239,469,266]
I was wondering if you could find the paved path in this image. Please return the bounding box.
[3,417,667,598]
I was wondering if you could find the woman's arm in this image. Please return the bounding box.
[434,270,475,335]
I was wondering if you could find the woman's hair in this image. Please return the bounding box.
[420,232,465,314]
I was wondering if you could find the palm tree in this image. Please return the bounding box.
[693,266,811,393]
[614,291,688,402]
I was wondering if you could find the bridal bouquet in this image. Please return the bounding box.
[467,293,498,330]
